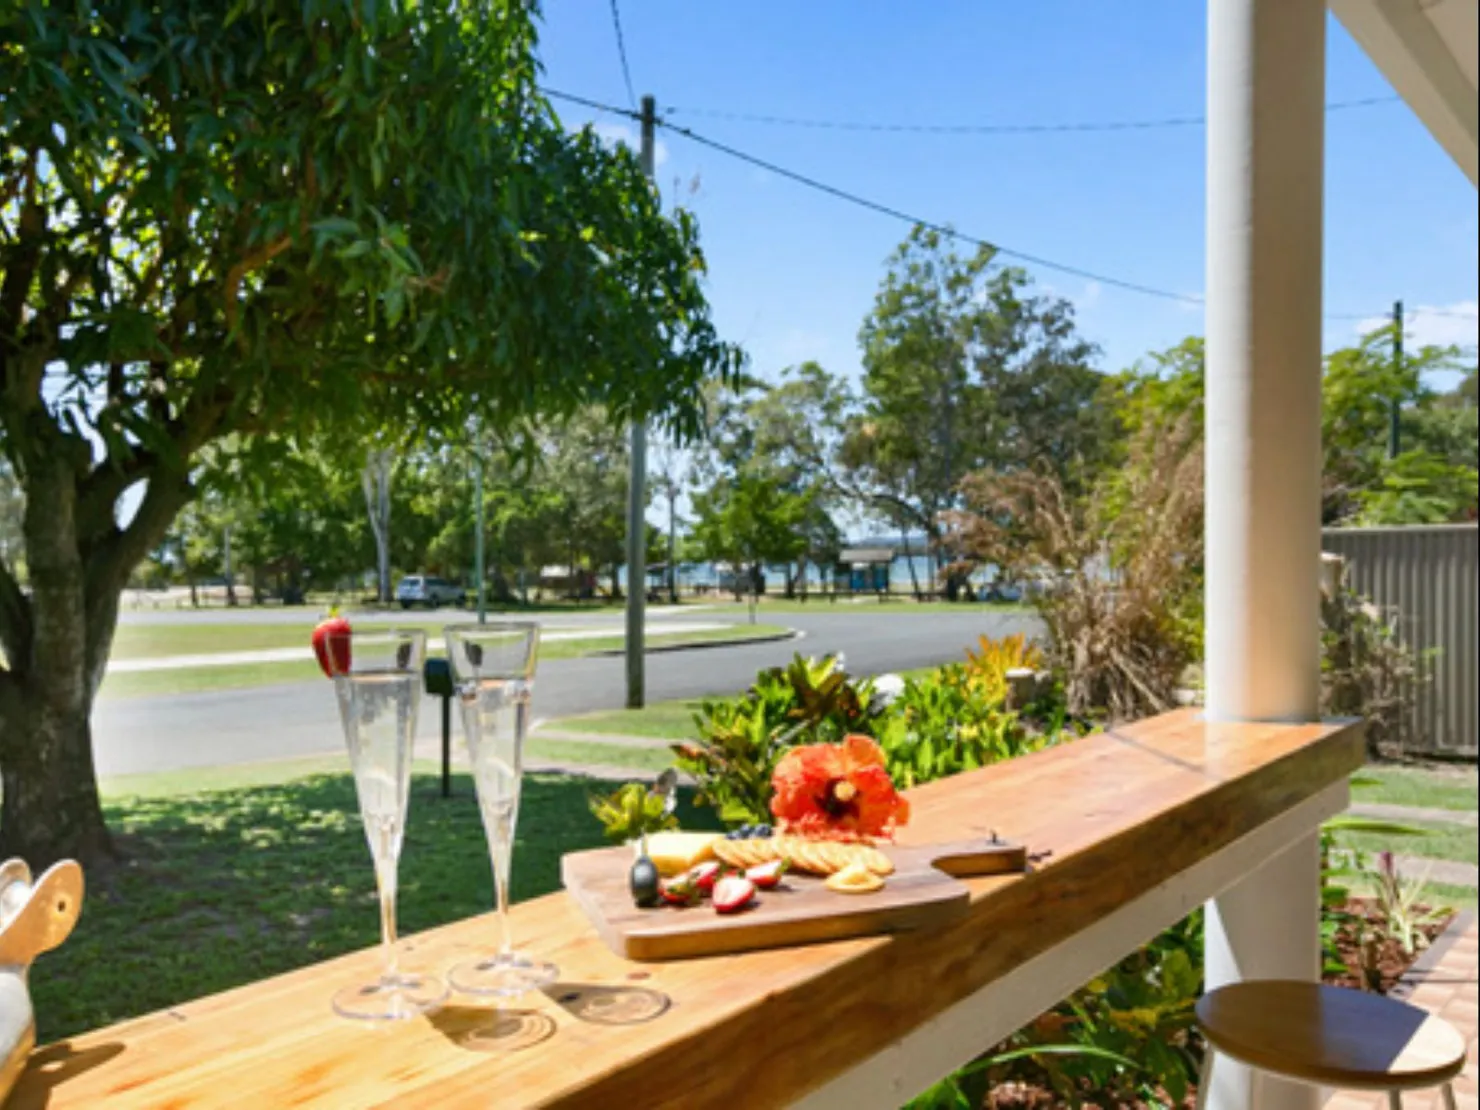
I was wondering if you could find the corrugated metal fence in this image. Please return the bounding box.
[1322,524,1479,758]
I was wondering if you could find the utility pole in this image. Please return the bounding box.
[1389,299,1403,460]
[474,440,486,623]
[625,94,656,708]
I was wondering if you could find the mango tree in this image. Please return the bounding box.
[0,0,735,865]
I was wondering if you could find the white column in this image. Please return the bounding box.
[1205,2,1326,1108]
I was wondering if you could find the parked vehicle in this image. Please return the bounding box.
[395,575,466,609]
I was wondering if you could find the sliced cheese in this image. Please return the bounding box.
[644,831,723,877]
[824,861,885,894]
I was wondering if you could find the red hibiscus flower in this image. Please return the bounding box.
[770,734,910,840]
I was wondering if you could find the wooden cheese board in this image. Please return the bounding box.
[561,836,1027,961]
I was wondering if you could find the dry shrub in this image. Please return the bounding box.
[952,423,1203,722]
[1320,561,1424,758]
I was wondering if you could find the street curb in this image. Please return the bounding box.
[588,628,801,657]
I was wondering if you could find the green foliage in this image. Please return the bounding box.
[1354,450,1478,525]
[587,782,679,845]
[846,225,1109,573]
[672,654,879,824]
[876,665,1057,790]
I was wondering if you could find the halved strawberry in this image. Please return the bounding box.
[745,860,788,890]
[659,875,701,907]
[689,861,722,895]
[712,876,757,914]
[311,613,352,678]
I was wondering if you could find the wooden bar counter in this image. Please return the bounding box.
[14,710,1365,1109]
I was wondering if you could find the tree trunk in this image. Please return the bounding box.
[609,563,622,602]
[362,449,393,604]
[0,690,112,866]
[901,529,920,599]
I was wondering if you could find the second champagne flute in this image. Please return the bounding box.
[445,622,557,997]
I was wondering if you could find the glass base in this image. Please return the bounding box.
[449,952,558,998]
[333,973,447,1021]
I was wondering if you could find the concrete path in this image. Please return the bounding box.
[1349,801,1479,828]
[1394,855,1480,889]
[108,621,734,673]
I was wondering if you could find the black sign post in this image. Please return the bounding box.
[423,658,454,798]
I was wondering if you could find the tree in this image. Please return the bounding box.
[1320,323,1466,522]
[0,0,736,865]
[690,472,808,605]
[846,226,1105,594]
[363,448,395,603]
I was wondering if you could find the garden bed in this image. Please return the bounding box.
[976,897,1458,1109]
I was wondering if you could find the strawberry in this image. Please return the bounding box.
[689,861,721,895]
[745,860,787,890]
[712,876,756,915]
[659,875,701,907]
[311,612,352,678]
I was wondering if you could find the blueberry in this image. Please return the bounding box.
[736,824,754,838]
[725,830,742,840]
[755,823,772,838]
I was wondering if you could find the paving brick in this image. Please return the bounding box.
[1324,915,1477,1110]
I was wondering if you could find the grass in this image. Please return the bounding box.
[42,765,721,1043]
[552,698,712,741]
[1333,819,1478,867]
[99,659,323,698]
[547,664,952,742]
[525,737,675,773]
[1352,765,1479,813]
[97,625,788,700]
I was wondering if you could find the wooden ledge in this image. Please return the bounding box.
[14,710,1365,1109]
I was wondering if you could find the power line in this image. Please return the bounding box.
[608,0,637,111]
[660,115,1202,304]
[542,88,1476,323]
[664,94,1402,136]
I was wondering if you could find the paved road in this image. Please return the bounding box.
[93,608,1037,777]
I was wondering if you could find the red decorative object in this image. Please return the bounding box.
[770,734,910,840]
[311,613,352,678]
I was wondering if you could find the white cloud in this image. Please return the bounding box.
[1079,280,1102,310]
[1354,300,1478,348]
[590,121,669,168]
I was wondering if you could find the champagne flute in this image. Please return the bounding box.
[444,622,557,997]
[329,627,447,1020]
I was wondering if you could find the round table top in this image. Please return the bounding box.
[1196,980,1467,1090]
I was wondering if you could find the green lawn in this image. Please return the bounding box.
[1334,820,1478,867]
[41,764,719,1043]
[98,625,787,700]
[1352,765,1479,812]
[548,664,951,743]
[552,698,712,741]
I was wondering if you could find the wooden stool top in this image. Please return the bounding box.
[1196,980,1467,1090]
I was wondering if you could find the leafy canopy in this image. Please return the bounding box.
[1,0,735,523]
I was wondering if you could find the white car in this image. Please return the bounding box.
[395,575,466,609]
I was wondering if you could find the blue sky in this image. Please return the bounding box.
[538,0,1479,386]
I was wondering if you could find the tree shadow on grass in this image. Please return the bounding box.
[33,771,718,1044]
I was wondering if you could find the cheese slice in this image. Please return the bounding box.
[644,832,723,876]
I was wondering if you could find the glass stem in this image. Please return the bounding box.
[377,858,399,983]
[492,843,514,958]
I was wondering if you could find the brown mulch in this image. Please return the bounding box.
[977,897,1455,1109]
[1324,896,1453,994]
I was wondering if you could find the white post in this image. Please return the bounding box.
[1205,1,1326,1108]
